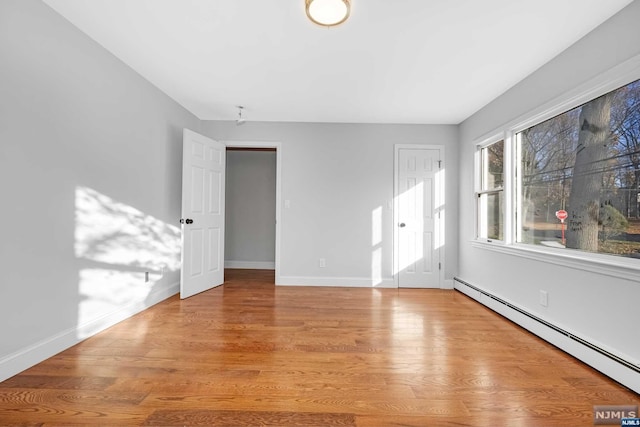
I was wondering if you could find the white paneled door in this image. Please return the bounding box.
[395,147,443,288]
[180,129,225,299]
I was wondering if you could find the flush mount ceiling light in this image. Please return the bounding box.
[305,0,350,27]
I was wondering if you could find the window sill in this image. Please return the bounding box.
[471,239,640,282]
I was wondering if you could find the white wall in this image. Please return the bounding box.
[202,121,459,287]
[459,1,640,390]
[225,150,277,269]
[0,0,200,381]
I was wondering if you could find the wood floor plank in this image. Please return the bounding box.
[134,380,417,400]
[141,393,469,417]
[0,375,116,391]
[143,409,356,427]
[0,268,637,426]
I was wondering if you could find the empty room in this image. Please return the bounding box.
[1,0,640,425]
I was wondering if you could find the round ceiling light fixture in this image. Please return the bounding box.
[305,0,350,27]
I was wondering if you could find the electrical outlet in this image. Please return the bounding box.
[539,290,548,307]
[319,258,326,268]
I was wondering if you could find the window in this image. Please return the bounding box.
[477,139,504,241]
[516,79,640,257]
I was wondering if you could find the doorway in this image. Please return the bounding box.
[225,147,276,270]
[224,141,281,284]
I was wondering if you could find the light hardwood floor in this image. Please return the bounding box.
[0,269,637,426]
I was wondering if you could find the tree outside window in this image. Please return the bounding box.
[517,79,640,257]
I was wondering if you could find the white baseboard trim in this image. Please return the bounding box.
[278,276,454,289]
[277,275,397,288]
[454,277,640,394]
[224,260,275,269]
[0,281,179,383]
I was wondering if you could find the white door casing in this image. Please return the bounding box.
[395,146,444,288]
[180,129,225,299]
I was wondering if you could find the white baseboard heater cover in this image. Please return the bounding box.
[454,277,640,394]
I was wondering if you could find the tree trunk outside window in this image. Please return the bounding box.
[566,93,613,251]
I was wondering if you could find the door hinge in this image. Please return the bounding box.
[438,160,442,169]
[439,262,441,270]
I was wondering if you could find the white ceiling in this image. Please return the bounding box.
[43,0,633,124]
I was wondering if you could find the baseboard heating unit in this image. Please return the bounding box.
[454,277,640,394]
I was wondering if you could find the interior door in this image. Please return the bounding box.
[396,147,442,288]
[180,129,225,299]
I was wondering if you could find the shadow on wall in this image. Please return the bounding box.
[74,186,181,339]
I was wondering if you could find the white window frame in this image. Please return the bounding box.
[471,53,640,281]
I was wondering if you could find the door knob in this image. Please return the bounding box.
[399,222,406,228]
[186,219,194,224]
